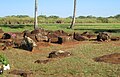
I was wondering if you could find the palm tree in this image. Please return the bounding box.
[70,0,77,29]
[34,0,38,29]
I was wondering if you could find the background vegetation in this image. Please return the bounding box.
[0,14,120,25]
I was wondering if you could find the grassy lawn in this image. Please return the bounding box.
[0,23,120,36]
[0,41,120,77]
[0,23,120,77]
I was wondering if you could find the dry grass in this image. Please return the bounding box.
[0,41,120,77]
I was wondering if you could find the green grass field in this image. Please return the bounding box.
[1,23,120,36]
[0,23,120,77]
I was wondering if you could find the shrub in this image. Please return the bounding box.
[0,54,9,66]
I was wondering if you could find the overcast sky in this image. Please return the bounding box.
[0,0,120,17]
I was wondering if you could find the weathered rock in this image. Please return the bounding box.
[35,33,48,42]
[9,70,33,77]
[27,35,37,42]
[13,32,23,39]
[4,39,14,47]
[12,32,24,47]
[48,50,71,58]
[97,32,110,41]
[59,36,73,43]
[2,32,18,40]
[73,32,88,41]
[47,31,73,44]
[47,33,59,43]
[34,59,51,64]
[22,30,31,37]
[1,33,11,39]
[13,38,23,47]
[93,53,120,64]
[56,20,63,24]
[31,28,48,35]
[81,31,96,39]
[53,30,69,36]
[111,37,120,41]
[22,30,30,34]
[19,36,37,51]
[0,39,14,50]
[31,29,40,34]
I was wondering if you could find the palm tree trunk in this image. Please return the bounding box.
[70,0,76,29]
[34,0,38,30]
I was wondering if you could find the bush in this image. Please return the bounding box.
[0,54,9,66]
[97,17,108,23]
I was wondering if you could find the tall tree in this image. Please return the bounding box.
[34,0,38,29]
[70,0,77,29]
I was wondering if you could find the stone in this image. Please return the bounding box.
[1,33,11,39]
[35,33,48,42]
[19,36,37,51]
[48,50,71,58]
[73,32,88,41]
[97,32,110,41]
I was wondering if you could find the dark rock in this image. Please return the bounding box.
[56,20,63,24]
[47,33,59,43]
[9,70,33,77]
[111,37,120,41]
[31,29,40,34]
[19,36,37,51]
[35,33,48,42]
[53,30,69,36]
[59,36,73,43]
[22,30,31,37]
[4,39,14,48]
[97,32,110,41]
[2,33,11,39]
[93,53,120,64]
[73,32,88,41]
[48,50,71,58]
[34,59,50,64]
[31,28,46,35]
[81,31,96,39]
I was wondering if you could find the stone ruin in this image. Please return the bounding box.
[0,28,74,51]
[0,28,119,51]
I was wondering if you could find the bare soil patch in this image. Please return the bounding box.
[9,70,33,77]
[34,59,52,64]
[94,53,120,64]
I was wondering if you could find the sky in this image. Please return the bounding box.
[0,0,120,17]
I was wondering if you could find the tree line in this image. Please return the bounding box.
[0,14,120,25]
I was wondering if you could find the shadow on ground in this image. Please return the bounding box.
[74,28,120,33]
[0,25,32,29]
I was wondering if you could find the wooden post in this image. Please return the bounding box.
[34,0,38,29]
[70,0,76,29]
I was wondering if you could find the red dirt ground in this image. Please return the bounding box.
[94,53,120,64]
[32,41,81,53]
